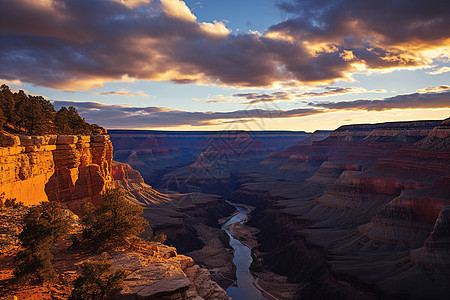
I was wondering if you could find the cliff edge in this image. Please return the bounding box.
[0,134,113,210]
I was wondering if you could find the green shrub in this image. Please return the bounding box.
[14,202,72,282]
[14,242,55,282]
[69,255,128,300]
[81,189,149,251]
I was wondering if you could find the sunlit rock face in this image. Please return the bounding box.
[0,135,113,209]
[112,244,230,300]
[111,160,172,206]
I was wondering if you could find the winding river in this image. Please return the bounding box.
[221,205,266,300]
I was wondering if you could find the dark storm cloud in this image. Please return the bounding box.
[1,0,448,90]
[274,0,450,45]
[311,90,450,111]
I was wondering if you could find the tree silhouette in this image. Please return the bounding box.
[0,83,105,137]
[14,90,30,132]
[0,84,18,126]
[25,96,45,135]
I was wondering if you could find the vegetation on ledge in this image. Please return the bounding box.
[0,84,106,144]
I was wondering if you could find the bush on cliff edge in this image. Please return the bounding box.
[81,189,149,251]
[14,202,72,282]
[69,254,128,300]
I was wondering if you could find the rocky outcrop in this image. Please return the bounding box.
[410,205,450,269]
[323,120,441,143]
[112,161,172,206]
[112,243,230,300]
[0,135,113,208]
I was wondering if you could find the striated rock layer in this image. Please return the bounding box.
[0,135,113,209]
[232,118,450,299]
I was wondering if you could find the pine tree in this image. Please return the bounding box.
[26,96,45,135]
[38,96,56,133]
[13,90,30,132]
[55,106,71,134]
[0,84,18,126]
[68,106,89,134]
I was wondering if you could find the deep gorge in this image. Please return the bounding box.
[110,119,450,299]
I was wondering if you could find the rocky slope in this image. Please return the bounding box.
[231,118,450,299]
[111,160,237,288]
[0,134,233,299]
[112,242,230,300]
[0,134,113,209]
[0,206,229,300]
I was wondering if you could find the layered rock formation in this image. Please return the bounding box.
[0,135,113,208]
[0,134,234,299]
[231,118,450,298]
[109,130,312,187]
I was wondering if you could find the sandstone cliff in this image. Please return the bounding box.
[0,135,113,209]
[0,134,232,299]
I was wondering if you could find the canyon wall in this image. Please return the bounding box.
[232,118,450,298]
[109,130,314,187]
[0,135,234,298]
[0,135,113,209]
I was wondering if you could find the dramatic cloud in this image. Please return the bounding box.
[311,89,450,111]
[269,0,450,76]
[1,0,448,90]
[233,91,298,104]
[199,87,386,105]
[427,67,450,75]
[417,85,450,93]
[53,100,324,128]
[53,88,450,128]
[274,0,450,47]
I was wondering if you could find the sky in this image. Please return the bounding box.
[0,0,449,131]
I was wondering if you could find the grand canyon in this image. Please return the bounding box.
[1,114,449,299]
[1,0,450,299]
